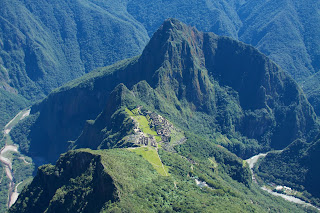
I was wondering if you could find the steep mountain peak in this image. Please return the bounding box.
[12,19,318,163]
[151,18,201,42]
[135,19,213,111]
[138,19,205,80]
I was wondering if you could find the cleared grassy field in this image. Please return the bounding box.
[136,116,157,136]
[126,108,158,137]
[125,108,134,116]
[129,147,169,176]
[155,135,161,142]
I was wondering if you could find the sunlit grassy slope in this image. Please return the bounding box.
[129,147,169,176]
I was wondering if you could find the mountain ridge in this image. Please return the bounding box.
[11,19,318,162]
[7,19,320,212]
[1,0,320,134]
[10,147,317,212]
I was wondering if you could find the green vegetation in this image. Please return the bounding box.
[3,135,14,146]
[135,115,156,136]
[10,150,119,213]
[10,113,39,154]
[0,0,149,143]
[22,19,318,161]
[7,16,320,211]
[17,177,33,193]
[0,165,9,213]
[256,137,320,207]
[11,153,35,187]
[0,2,319,211]
[176,132,252,186]
[0,0,149,102]
[4,0,320,158]
[127,0,320,115]
[125,108,134,116]
[10,149,318,213]
[129,147,169,176]
[1,0,320,122]
[0,90,29,132]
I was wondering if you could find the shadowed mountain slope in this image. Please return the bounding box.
[0,0,149,129]
[1,0,320,132]
[11,19,318,163]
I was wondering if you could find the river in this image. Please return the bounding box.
[246,153,320,211]
[0,109,30,208]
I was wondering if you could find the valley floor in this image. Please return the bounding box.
[0,109,31,209]
[246,154,320,211]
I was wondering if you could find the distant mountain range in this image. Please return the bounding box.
[0,0,149,129]
[8,19,320,212]
[1,0,320,131]
[1,0,320,211]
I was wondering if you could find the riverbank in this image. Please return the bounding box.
[0,109,31,208]
[246,153,320,211]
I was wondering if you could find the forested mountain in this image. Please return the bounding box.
[0,0,149,129]
[257,135,320,206]
[11,19,318,162]
[1,1,320,211]
[131,0,320,80]
[7,21,319,212]
[1,0,320,131]
[9,148,316,212]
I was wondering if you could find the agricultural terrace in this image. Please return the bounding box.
[129,147,169,176]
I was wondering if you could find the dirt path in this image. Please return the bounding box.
[156,150,168,176]
[246,153,267,184]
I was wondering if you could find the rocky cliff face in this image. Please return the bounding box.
[13,19,318,162]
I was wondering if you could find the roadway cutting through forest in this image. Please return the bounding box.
[246,153,320,211]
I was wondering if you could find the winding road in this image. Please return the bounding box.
[246,153,320,211]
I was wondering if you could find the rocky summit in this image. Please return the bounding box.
[8,19,320,212]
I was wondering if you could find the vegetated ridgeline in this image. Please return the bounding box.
[0,0,149,132]
[127,0,320,114]
[13,18,318,162]
[9,19,320,211]
[1,0,320,149]
[1,0,320,136]
[9,146,316,212]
